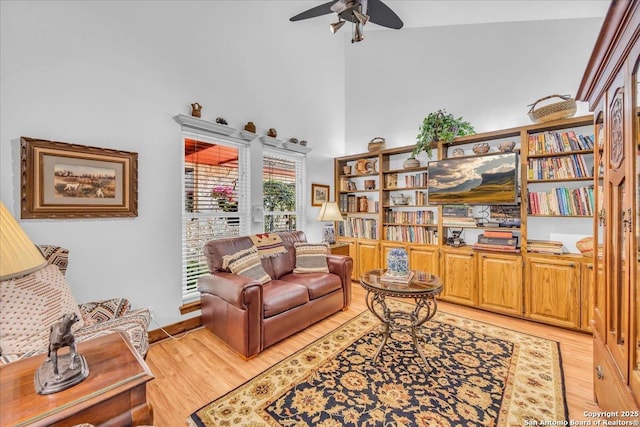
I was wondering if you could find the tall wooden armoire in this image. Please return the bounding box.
[577,0,640,412]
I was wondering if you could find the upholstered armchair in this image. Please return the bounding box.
[0,245,150,365]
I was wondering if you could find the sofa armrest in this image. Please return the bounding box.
[198,273,263,310]
[327,254,353,307]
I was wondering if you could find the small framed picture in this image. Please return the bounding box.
[311,183,330,207]
[20,137,138,218]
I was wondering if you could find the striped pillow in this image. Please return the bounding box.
[222,247,271,284]
[293,242,330,273]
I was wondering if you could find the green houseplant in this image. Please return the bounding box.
[412,109,475,159]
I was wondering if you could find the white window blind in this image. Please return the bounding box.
[182,135,249,302]
[263,149,305,232]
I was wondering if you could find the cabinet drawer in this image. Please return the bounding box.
[593,337,638,412]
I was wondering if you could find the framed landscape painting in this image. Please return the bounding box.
[311,183,330,207]
[20,137,138,218]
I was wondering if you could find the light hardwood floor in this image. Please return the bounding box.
[145,284,599,427]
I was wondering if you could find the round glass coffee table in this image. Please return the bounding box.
[360,269,443,369]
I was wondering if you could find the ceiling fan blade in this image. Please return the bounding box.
[290,1,339,21]
[366,0,403,29]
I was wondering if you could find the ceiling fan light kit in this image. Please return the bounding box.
[290,0,403,43]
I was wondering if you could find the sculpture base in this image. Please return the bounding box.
[35,353,89,395]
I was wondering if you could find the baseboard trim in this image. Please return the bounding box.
[149,316,202,344]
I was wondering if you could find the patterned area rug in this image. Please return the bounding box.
[188,301,567,426]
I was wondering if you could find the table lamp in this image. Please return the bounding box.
[317,202,343,244]
[0,202,88,394]
[0,202,46,280]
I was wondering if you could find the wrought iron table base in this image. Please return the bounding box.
[365,290,438,370]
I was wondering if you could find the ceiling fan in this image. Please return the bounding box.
[290,0,403,43]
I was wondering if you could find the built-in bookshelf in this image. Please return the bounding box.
[333,115,597,333]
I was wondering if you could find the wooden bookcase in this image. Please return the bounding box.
[334,115,597,332]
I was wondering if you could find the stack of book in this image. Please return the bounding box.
[527,240,564,255]
[442,217,476,227]
[472,230,520,253]
[380,270,414,284]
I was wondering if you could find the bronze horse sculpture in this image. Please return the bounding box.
[47,312,80,377]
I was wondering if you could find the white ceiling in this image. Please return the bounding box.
[286,0,610,31]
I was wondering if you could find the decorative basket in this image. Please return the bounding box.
[368,137,386,152]
[527,94,577,123]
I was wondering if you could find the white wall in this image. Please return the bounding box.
[0,1,345,327]
[344,18,603,153]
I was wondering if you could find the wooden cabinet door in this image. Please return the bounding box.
[338,239,358,280]
[477,253,523,316]
[581,261,596,332]
[440,249,477,306]
[525,256,580,328]
[409,246,439,276]
[357,241,380,277]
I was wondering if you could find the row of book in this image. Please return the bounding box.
[527,154,592,180]
[384,209,435,225]
[339,194,378,213]
[337,218,377,239]
[385,172,428,189]
[472,229,520,253]
[528,131,594,155]
[527,186,594,216]
[383,226,437,244]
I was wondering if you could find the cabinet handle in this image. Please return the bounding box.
[595,365,604,380]
[569,263,575,267]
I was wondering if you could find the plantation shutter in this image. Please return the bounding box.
[263,149,305,232]
[182,135,250,302]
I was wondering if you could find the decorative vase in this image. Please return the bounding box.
[498,141,516,152]
[386,248,409,276]
[451,148,465,157]
[403,158,420,169]
[191,103,202,118]
[244,121,256,133]
[472,143,490,155]
[267,128,277,137]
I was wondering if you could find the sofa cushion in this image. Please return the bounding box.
[222,247,271,284]
[0,264,84,356]
[262,280,309,318]
[293,242,330,273]
[280,272,343,300]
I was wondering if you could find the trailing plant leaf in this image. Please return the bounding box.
[413,109,475,158]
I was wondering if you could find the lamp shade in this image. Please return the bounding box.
[0,202,46,280]
[316,202,344,222]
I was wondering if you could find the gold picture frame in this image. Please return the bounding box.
[20,137,138,218]
[311,183,330,207]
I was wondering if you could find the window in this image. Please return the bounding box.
[263,149,305,232]
[182,136,249,302]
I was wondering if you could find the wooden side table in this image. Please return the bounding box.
[328,242,350,256]
[1,331,154,427]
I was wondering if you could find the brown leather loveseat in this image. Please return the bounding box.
[198,231,353,358]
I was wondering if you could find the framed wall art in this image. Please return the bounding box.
[20,137,138,218]
[311,183,330,207]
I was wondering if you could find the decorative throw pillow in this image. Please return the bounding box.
[293,242,330,273]
[222,246,271,284]
[79,298,131,326]
[0,264,84,356]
